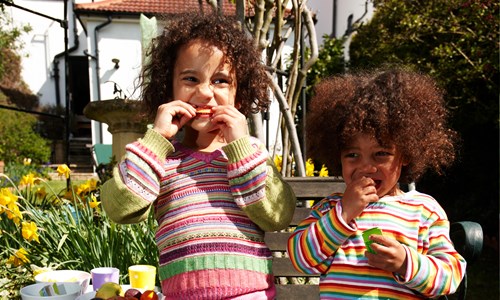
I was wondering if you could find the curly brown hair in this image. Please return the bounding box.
[306,67,459,183]
[139,12,271,119]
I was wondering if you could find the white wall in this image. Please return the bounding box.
[308,0,374,41]
[84,18,143,102]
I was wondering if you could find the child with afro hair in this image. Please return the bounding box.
[288,67,466,299]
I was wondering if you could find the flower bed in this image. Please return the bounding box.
[0,162,158,299]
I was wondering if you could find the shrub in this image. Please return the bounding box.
[0,110,51,164]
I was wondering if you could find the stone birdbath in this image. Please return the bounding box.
[83,99,149,161]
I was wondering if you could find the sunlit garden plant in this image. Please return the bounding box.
[0,161,158,299]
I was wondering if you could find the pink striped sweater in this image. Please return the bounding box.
[287,192,466,299]
[101,129,296,299]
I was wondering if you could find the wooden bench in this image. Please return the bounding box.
[265,177,345,300]
[265,177,483,300]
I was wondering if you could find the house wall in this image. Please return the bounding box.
[82,16,143,145]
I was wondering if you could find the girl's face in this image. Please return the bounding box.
[172,40,237,133]
[340,133,405,197]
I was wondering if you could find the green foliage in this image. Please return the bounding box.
[0,110,51,164]
[0,168,159,299]
[347,0,499,242]
[306,34,346,99]
[349,0,499,127]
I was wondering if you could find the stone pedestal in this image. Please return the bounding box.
[83,99,149,161]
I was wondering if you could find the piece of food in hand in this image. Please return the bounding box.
[95,282,123,299]
[140,290,159,300]
[124,288,142,299]
[362,227,384,254]
[195,107,212,116]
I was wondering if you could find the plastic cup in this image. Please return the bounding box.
[90,267,119,291]
[128,265,156,290]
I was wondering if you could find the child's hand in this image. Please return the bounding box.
[365,234,408,275]
[152,101,196,139]
[210,105,249,142]
[341,176,379,223]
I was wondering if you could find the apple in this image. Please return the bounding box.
[124,288,142,299]
[140,290,159,300]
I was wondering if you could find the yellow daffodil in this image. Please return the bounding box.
[23,158,32,166]
[22,221,40,243]
[89,194,101,210]
[8,248,30,266]
[20,173,37,186]
[0,188,17,213]
[6,202,23,225]
[35,187,47,199]
[273,155,283,172]
[56,164,71,179]
[76,182,90,197]
[76,178,98,196]
[86,178,98,192]
[319,164,329,177]
[306,158,315,177]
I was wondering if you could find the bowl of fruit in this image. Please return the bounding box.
[75,282,162,300]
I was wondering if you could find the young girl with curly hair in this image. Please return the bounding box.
[101,12,295,299]
[287,67,466,299]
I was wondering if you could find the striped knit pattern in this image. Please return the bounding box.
[101,129,297,300]
[287,191,466,299]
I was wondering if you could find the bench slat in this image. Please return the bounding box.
[272,257,319,277]
[275,284,320,300]
[265,232,291,251]
[284,177,345,199]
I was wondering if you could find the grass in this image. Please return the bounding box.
[40,178,87,192]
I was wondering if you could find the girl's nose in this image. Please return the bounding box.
[197,82,214,98]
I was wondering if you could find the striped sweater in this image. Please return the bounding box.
[101,129,296,299]
[287,191,466,299]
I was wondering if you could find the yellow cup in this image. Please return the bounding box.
[128,265,156,290]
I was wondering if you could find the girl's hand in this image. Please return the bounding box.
[341,176,379,223]
[210,105,249,142]
[152,101,196,139]
[365,235,408,275]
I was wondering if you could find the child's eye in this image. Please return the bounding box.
[375,151,392,157]
[183,76,198,83]
[344,152,358,158]
[213,78,230,85]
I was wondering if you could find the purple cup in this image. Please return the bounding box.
[91,267,119,291]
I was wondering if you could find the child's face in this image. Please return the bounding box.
[172,40,237,132]
[340,134,405,197]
